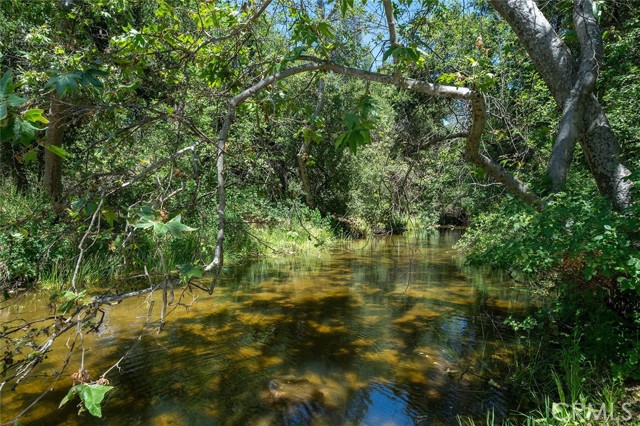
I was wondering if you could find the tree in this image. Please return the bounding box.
[199,0,635,280]
[489,0,632,210]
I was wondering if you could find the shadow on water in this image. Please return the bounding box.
[1,230,537,425]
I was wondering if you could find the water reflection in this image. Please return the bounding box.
[0,231,534,425]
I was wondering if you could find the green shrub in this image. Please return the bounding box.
[458,191,640,293]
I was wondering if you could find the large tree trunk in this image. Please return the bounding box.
[43,96,65,201]
[489,0,632,209]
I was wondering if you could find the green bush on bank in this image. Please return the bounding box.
[0,182,72,289]
[0,180,340,292]
[457,184,640,424]
[458,189,640,293]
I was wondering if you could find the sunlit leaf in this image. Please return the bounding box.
[60,384,114,418]
[23,108,49,124]
[77,384,113,417]
[45,144,70,159]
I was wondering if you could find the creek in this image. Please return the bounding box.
[0,230,535,425]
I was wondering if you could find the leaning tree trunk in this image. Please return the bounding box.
[43,95,65,201]
[489,0,632,210]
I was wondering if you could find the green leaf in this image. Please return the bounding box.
[177,263,204,283]
[164,214,197,238]
[59,385,79,409]
[0,70,13,96]
[71,198,87,212]
[340,0,354,16]
[23,148,38,164]
[437,73,458,85]
[335,132,348,150]
[133,220,154,229]
[45,73,82,97]
[0,116,16,142]
[316,21,334,38]
[8,94,26,107]
[102,208,117,227]
[77,384,114,417]
[349,130,364,153]
[60,384,114,418]
[86,201,97,215]
[45,144,70,159]
[80,69,107,88]
[343,112,360,129]
[23,108,49,124]
[16,118,45,145]
[396,46,420,63]
[134,205,156,221]
[0,102,7,121]
[153,221,167,236]
[382,45,398,62]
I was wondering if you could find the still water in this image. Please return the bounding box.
[1,231,534,425]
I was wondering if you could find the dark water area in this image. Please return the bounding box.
[0,230,536,425]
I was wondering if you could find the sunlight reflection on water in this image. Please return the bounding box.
[0,230,535,425]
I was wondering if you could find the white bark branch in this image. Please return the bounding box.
[203,57,543,284]
[382,0,399,49]
[549,0,603,191]
[203,63,324,290]
[490,0,631,209]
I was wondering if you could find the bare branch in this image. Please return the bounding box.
[382,0,398,48]
[71,193,104,291]
[191,0,273,56]
[415,131,469,150]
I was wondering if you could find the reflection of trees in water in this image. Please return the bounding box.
[15,232,532,426]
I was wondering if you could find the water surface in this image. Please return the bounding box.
[0,231,534,425]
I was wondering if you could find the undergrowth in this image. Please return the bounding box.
[457,187,640,425]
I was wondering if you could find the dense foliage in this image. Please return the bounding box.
[1,0,639,423]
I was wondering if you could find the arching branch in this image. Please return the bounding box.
[203,58,541,287]
[203,63,324,291]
